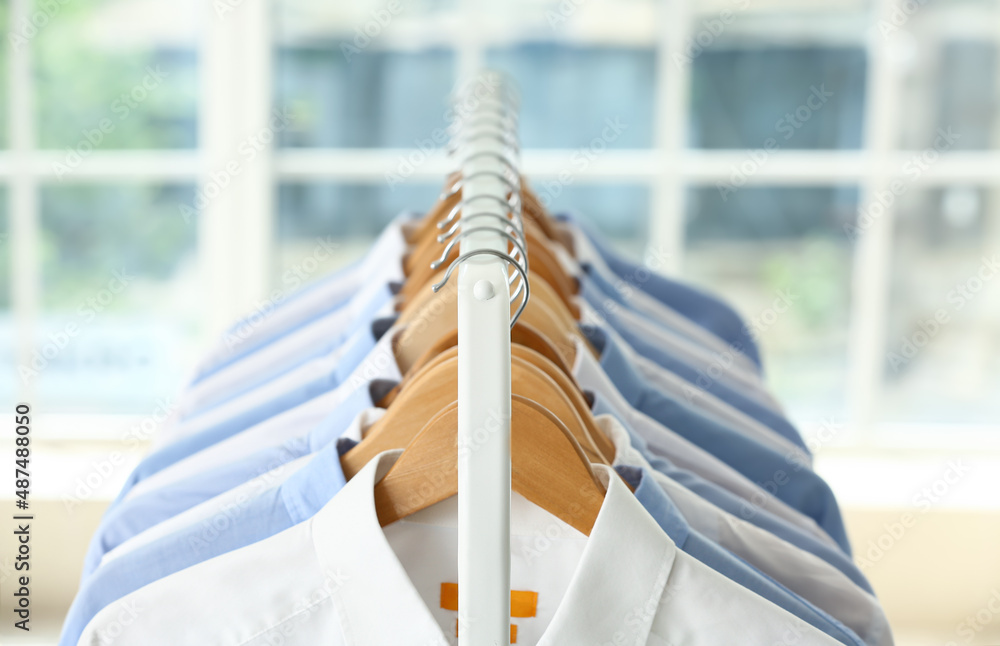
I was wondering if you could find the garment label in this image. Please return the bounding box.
[441,583,537,643]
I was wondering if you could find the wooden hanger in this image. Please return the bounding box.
[369,396,607,535]
[374,324,613,463]
[392,269,586,374]
[390,321,573,399]
[341,353,610,480]
[510,344,616,463]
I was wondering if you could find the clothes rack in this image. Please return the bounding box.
[432,70,526,646]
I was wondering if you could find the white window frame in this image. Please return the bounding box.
[5,0,1000,448]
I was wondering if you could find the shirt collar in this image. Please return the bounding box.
[308,380,387,450]
[591,413,694,554]
[358,218,407,283]
[590,392,683,479]
[345,281,396,327]
[279,440,350,526]
[335,316,403,385]
[312,450,676,645]
[578,322,646,408]
[615,464,692,550]
[557,212,605,270]
[580,265,628,307]
[594,410,704,549]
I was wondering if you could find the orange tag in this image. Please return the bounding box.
[510,590,538,618]
[441,583,536,644]
[440,583,459,611]
[440,584,539,616]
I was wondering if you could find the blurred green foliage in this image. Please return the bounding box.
[760,238,852,331]
[40,184,197,311]
[10,0,201,310]
[34,0,197,150]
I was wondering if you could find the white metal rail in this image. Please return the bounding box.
[435,71,525,646]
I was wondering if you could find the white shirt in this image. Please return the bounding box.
[78,450,840,646]
[122,329,402,502]
[599,415,893,646]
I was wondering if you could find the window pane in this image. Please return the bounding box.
[275,0,456,149]
[35,184,199,414]
[34,0,198,150]
[899,34,997,150]
[487,45,655,149]
[685,185,859,423]
[275,48,455,149]
[276,182,441,289]
[880,188,1000,425]
[691,47,866,149]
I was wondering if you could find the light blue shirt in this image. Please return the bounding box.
[60,435,356,646]
[621,465,865,646]
[108,317,391,508]
[80,380,383,577]
[184,283,396,420]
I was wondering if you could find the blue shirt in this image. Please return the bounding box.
[558,211,763,370]
[586,323,851,556]
[107,318,390,513]
[591,394,872,595]
[197,290,355,384]
[580,274,809,454]
[619,465,865,646]
[61,436,354,646]
[185,283,396,420]
[80,380,387,578]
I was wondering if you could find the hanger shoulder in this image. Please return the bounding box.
[511,322,573,378]
[372,404,459,526]
[373,396,605,535]
[511,358,605,464]
[341,355,459,480]
[512,344,616,463]
[511,395,606,535]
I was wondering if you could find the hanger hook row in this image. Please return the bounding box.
[448,113,519,137]
[430,219,530,278]
[438,190,523,231]
[431,248,530,328]
[439,165,521,204]
[437,207,524,244]
[446,129,520,156]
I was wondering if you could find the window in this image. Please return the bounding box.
[3,0,998,446]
